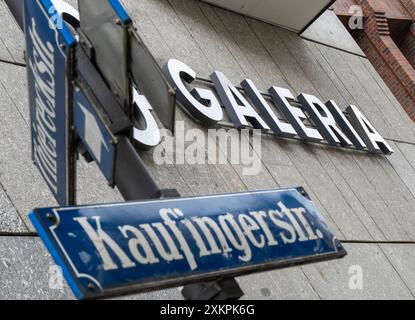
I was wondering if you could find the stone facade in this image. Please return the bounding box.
[0,0,415,299]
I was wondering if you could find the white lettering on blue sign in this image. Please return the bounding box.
[28,18,58,193]
[74,201,324,272]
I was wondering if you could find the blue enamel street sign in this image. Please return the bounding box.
[24,0,77,206]
[73,88,116,183]
[29,188,346,300]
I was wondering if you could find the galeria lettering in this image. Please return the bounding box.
[134,59,394,155]
[74,201,325,272]
[156,59,394,155]
[50,0,393,155]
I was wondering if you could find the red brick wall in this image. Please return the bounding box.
[331,0,357,15]
[400,23,415,69]
[333,0,415,121]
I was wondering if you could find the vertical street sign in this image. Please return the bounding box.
[24,0,77,206]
